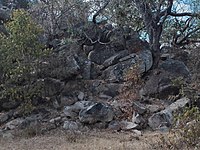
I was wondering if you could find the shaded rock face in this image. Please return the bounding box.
[0,111,13,125]
[61,80,124,101]
[148,97,190,130]
[0,6,11,36]
[0,6,11,21]
[140,72,180,99]
[88,44,116,65]
[37,25,153,85]
[148,109,172,130]
[63,101,95,119]
[140,59,191,99]
[79,103,114,124]
[101,50,153,82]
[159,59,191,78]
[0,100,20,111]
[38,44,81,81]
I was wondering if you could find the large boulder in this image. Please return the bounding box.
[0,100,20,111]
[63,101,94,119]
[0,6,11,36]
[140,72,180,99]
[140,59,191,99]
[101,49,153,82]
[159,59,191,78]
[39,48,81,80]
[79,102,114,124]
[102,50,129,69]
[0,6,11,22]
[148,97,190,130]
[148,109,172,131]
[88,44,116,65]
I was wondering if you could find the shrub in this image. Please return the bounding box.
[154,107,200,149]
[0,9,50,113]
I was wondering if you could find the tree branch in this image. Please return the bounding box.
[181,17,193,33]
[169,12,200,18]
[175,27,200,46]
[92,0,110,24]
[160,0,173,17]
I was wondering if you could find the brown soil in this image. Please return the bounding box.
[0,130,164,150]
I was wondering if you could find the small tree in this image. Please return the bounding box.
[0,9,49,107]
[132,0,200,67]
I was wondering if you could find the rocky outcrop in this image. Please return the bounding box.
[140,59,191,99]
[39,52,81,80]
[0,19,195,136]
[101,49,153,82]
[159,59,191,78]
[148,97,190,130]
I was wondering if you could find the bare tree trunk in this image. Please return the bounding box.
[134,0,162,68]
[149,24,162,68]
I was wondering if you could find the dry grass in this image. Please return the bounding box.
[0,130,165,150]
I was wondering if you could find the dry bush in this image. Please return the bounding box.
[152,107,200,149]
[116,64,143,120]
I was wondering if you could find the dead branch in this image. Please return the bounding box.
[92,0,110,24]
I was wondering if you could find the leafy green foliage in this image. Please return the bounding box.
[0,9,50,113]
[0,10,46,82]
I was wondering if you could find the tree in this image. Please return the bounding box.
[30,0,89,41]
[0,9,50,111]
[132,0,200,67]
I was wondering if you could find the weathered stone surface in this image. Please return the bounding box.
[0,6,11,36]
[79,103,114,124]
[120,121,138,130]
[159,59,191,78]
[88,45,116,65]
[0,6,11,21]
[132,111,147,129]
[77,91,85,101]
[140,69,182,99]
[132,102,147,115]
[108,120,121,131]
[138,49,153,72]
[102,50,129,69]
[5,118,25,130]
[166,97,190,112]
[158,84,180,99]
[64,101,94,119]
[102,49,153,82]
[49,117,62,124]
[60,96,77,107]
[1,101,20,111]
[148,109,172,130]
[0,113,9,125]
[147,104,164,113]
[39,52,81,80]
[63,120,80,131]
[148,98,190,130]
